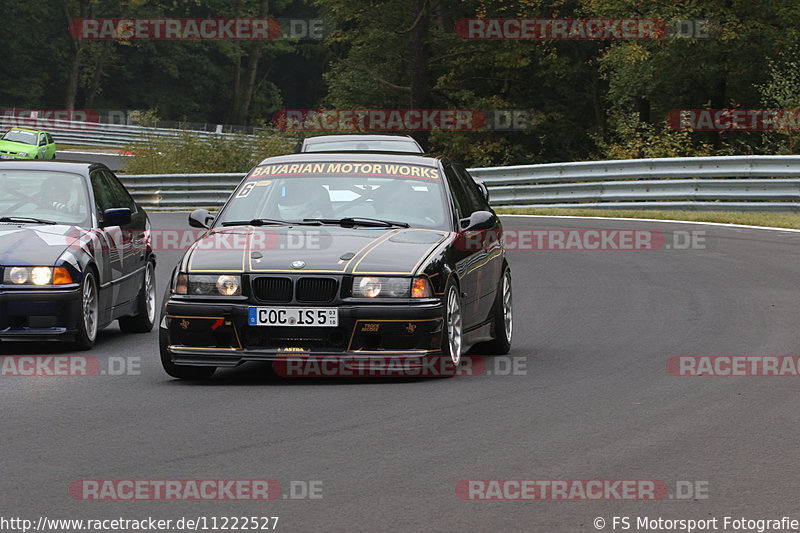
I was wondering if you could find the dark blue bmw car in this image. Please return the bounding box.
[0,161,156,349]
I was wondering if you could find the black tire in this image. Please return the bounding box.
[159,326,216,380]
[473,266,513,355]
[441,279,463,371]
[119,259,156,333]
[74,271,99,350]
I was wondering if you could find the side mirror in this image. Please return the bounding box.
[101,208,131,227]
[476,180,490,202]
[189,208,214,229]
[460,210,495,231]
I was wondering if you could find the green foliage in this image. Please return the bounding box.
[6,0,800,167]
[127,109,161,127]
[756,46,800,153]
[592,112,717,159]
[757,48,800,110]
[122,130,296,174]
[429,131,536,167]
[589,0,800,159]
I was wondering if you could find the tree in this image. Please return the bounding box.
[757,46,800,153]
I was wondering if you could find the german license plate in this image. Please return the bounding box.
[248,307,338,327]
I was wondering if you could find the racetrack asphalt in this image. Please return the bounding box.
[56,151,127,171]
[1,213,799,532]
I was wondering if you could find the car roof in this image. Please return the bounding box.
[0,160,106,175]
[302,134,419,145]
[299,134,424,153]
[258,151,441,167]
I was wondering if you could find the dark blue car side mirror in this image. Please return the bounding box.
[101,208,131,227]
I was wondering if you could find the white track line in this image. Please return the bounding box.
[58,150,131,156]
[499,214,800,233]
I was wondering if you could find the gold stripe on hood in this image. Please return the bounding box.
[352,229,448,275]
[186,227,250,273]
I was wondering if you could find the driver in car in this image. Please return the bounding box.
[276,180,333,220]
[39,176,76,213]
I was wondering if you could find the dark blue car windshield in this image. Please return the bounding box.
[0,170,91,226]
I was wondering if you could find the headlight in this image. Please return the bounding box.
[17,152,28,157]
[352,276,432,298]
[30,267,52,285]
[174,273,242,296]
[3,266,73,285]
[216,275,240,296]
[8,267,28,284]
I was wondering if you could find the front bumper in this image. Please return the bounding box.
[161,297,445,367]
[0,285,82,340]
[0,152,36,160]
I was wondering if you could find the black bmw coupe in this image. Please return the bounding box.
[160,152,512,379]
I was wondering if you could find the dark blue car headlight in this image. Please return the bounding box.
[3,266,74,285]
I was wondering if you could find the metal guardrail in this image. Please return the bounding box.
[469,155,800,212]
[467,155,800,184]
[0,116,258,147]
[118,173,246,209]
[117,155,800,212]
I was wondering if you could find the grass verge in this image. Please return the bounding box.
[495,207,800,230]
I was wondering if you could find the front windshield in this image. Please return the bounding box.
[2,130,38,145]
[217,161,449,230]
[0,170,91,226]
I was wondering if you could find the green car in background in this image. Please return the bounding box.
[0,128,56,160]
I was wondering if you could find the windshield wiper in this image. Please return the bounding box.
[221,218,299,227]
[0,216,57,225]
[303,217,410,228]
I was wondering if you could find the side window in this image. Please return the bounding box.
[445,162,485,220]
[39,134,46,146]
[90,170,116,220]
[443,164,470,220]
[46,133,53,144]
[102,170,136,212]
[454,164,488,210]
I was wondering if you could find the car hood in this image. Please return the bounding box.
[184,225,451,275]
[0,224,85,266]
[0,140,36,152]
